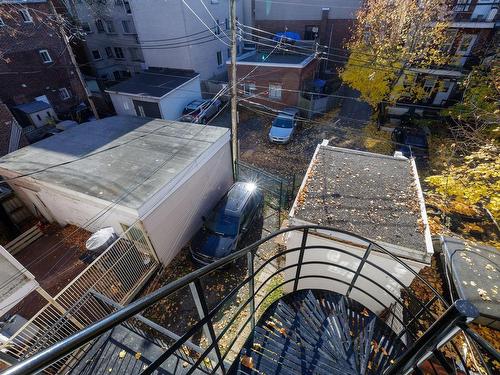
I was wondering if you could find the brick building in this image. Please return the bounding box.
[0,0,88,122]
[231,50,318,110]
[0,101,28,157]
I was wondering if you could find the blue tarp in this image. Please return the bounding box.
[274,31,301,42]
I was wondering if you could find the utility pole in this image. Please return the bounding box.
[230,0,238,176]
[48,0,99,120]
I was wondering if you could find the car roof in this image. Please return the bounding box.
[279,108,299,116]
[186,99,205,108]
[223,182,257,215]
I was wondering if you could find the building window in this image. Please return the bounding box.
[457,34,476,55]
[81,22,91,33]
[95,19,105,33]
[225,18,229,30]
[137,105,146,117]
[454,0,472,12]
[244,82,256,96]
[439,79,451,92]
[36,114,42,121]
[114,47,125,59]
[105,20,115,33]
[304,25,319,40]
[39,49,52,63]
[216,50,222,66]
[122,20,133,33]
[59,88,71,100]
[269,83,282,99]
[105,47,114,58]
[123,0,132,14]
[227,48,231,59]
[113,71,121,80]
[19,9,33,23]
[0,17,5,27]
[441,29,457,52]
[92,49,102,60]
[215,19,220,35]
[129,47,142,61]
[423,78,436,95]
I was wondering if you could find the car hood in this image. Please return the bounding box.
[191,229,237,259]
[269,126,293,138]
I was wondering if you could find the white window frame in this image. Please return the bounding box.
[423,78,437,95]
[19,9,33,23]
[244,82,256,96]
[137,105,146,117]
[91,49,102,60]
[39,49,52,63]
[216,50,223,66]
[59,88,71,101]
[269,83,282,100]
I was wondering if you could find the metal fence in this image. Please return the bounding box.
[0,222,159,372]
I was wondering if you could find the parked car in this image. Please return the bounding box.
[391,126,429,158]
[190,182,264,266]
[180,98,222,124]
[268,108,300,144]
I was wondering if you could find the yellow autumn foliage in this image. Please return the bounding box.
[426,143,500,221]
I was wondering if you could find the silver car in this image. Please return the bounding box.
[180,98,222,124]
[268,108,300,144]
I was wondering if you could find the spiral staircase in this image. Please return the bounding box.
[1,226,498,375]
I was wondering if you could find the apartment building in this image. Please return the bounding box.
[253,0,363,51]
[129,0,244,80]
[70,0,145,81]
[395,0,498,115]
[0,0,88,121]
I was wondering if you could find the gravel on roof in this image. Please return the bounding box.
[294,145,427,253]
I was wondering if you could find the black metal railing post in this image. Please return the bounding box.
[293,228,308,292]
[247,250,256,331]
[384,299,479,375]
[346,243,372,298]
[191,279,226,374]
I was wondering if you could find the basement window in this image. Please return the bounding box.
[19,9,33,23]
[59,88,71,100]
[39,50,52,63]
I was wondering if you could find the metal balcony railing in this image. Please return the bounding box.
[1,226,499,375]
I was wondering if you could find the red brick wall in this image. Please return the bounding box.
[0,2,87,119]
[255,19,356,51]
[0,101,28,157]
[235,58,319,110]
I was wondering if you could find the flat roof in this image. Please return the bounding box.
[106,68,199,99]
[238,52,309,65]
[292,145,428,255]
[14,101,51,114]
[0,116,229,210]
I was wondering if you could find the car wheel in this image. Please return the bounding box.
[201,118,207,125]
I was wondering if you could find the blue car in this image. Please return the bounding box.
[190,182,264,266]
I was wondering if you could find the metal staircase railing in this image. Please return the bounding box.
[1,225,498,375]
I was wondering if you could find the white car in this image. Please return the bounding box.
[180,99,222,124]
[268,108,300,144]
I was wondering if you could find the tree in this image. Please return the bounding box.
[340,0,451,110]
[426,143,500,222]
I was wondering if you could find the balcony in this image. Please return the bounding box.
[1,226,498,375]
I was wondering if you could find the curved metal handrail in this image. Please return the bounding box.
[1,225,497,375]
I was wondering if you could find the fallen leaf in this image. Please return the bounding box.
[118,350,126,359]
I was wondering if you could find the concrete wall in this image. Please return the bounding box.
[284,228,427,314]
[255,0,361,20]
[158,77,202,120]
[9,180,137,234]
[141,140,233,265]
[129,0,244,80]
[109,93,142,116]
[29,108,58,128]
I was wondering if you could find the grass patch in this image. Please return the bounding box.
[257,275,284,317]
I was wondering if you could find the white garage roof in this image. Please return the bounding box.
[0,116,230,211]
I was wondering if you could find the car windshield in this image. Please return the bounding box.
[205,209,239,237]
[406,134,426,148]
[273,116,293,128]
[183,107,201,116]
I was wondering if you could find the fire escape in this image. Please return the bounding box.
[2,226,499,375]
